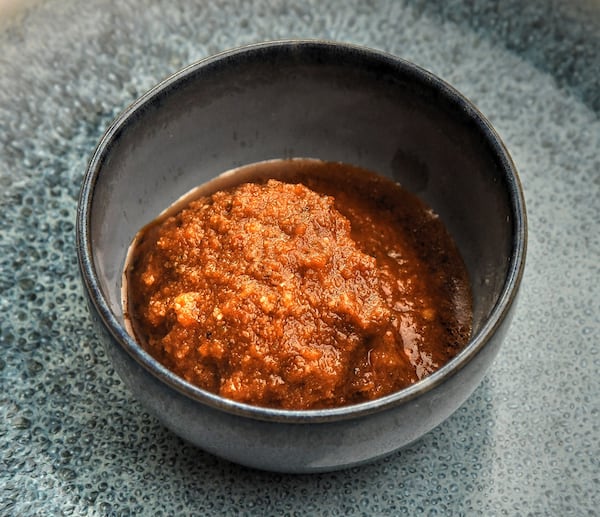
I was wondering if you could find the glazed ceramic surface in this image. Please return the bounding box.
[2,0,598,513]
[77,41,525,472]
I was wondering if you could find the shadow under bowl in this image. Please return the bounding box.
[76,40,526,473]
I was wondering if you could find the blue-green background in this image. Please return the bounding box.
[1,1,598,515]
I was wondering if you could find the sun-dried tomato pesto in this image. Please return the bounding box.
[124,159,472,409]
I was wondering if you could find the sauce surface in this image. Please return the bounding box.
[124,159,472,409]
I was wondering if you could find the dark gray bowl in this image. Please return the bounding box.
[76,40,526,473]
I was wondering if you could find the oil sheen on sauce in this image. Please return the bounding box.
[123,159,472,410]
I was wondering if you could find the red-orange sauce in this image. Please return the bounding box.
[124,159,472,409]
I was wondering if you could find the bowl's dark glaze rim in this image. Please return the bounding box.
[76,39,527,424]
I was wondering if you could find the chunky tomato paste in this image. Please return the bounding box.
[124,159,472,409]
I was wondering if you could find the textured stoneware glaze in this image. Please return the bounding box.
[76,41,526,473]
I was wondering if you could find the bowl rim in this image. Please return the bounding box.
[76,39,527,424]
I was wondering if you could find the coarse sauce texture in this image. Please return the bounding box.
[125,159,472,409]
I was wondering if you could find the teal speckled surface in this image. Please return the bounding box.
[1,0,598,515]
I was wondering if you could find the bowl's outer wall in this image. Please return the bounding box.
[85,285,517,472]
[82,42,525,472]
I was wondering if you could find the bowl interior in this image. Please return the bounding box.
[83,42,524,396]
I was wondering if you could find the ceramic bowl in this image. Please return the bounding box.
[76,40,526,473]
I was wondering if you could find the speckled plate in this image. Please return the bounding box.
[1,0,598,515]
